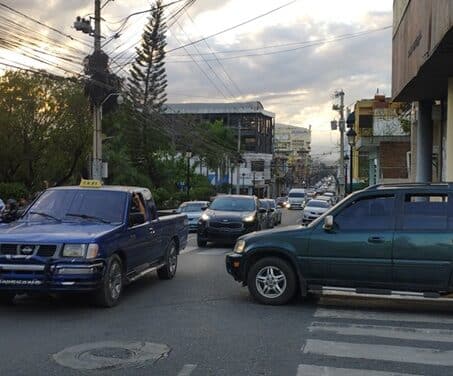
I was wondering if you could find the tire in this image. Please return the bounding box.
[197,236,207,247]
[157,240,178,280]
[247,257,297,305]
[93,254,123,308]
[0,292,15,305]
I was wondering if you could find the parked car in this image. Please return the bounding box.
[177,201,210,232]
[197,195,266,247]
[0,181,189,307]
[287,188,306,209]
[276,197,288,208]
[323,191,337,204]
[259,199,274,229]
[227,183,453,305]
[264,199,282,226]
[301,199,331,224]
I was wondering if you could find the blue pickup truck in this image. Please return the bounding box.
[0,183,188,307]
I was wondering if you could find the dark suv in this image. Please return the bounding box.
[226,184,453,305]
[197,195,266,247]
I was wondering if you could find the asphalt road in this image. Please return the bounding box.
[2,209,453,375]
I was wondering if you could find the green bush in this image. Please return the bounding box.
[0,182,29,201]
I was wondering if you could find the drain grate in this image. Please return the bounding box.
[53,341,170,370]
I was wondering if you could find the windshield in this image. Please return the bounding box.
[306,200,329,208]
[288,192,305,198]
[179,203,205,212]
[210,197,255,212]
[25,189,127,224]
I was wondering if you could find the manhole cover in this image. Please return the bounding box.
[53,341,170,370]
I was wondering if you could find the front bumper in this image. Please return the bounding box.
[0,259,105,292]
[226,253,246,282]
[198,223,257,242]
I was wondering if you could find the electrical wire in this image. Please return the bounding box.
[165,26,393,63]
[166,0,298,53]
[0,2,92,49]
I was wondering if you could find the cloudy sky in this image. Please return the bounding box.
[0,0,394,161]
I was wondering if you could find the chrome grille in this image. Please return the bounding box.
[0,244,58,257]
[36,245,57,257]
[210,221,243,229]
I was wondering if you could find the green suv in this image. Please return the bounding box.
[226,184,453,305]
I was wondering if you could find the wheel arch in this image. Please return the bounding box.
[245,248,307,296]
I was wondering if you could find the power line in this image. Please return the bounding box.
[165,26,392,63]
[169,25,393,57]
[166,0,298,53]
[185,9,243,97]
[0,1,92,49]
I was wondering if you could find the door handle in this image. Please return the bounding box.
[368,236,385,243]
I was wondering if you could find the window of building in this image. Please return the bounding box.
[335,195,395,230]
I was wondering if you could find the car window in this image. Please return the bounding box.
[210,197,256,211]
[402,194,448,230]
[335,195,395,230]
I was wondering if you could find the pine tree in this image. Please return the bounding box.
[126,0,168,172]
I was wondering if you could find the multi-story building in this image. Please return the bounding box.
[350,94,410,185]
[274,124,312,194]
[164,102,275,197]
[392,0,453,183]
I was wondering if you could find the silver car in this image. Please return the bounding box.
[178,201,210,232]
[301,199,331,224]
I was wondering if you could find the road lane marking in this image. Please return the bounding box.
[296,364,417,376]
[177,364,197,376]
[302,339,453,366]
[309,321,453,342]
[314,308,453,324]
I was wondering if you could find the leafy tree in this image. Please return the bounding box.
[0,71,91,191]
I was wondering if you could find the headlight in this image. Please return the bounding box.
[62,243,99,259]
[200,213,210,221]
[243,214,255,222]
[234,240,246,254]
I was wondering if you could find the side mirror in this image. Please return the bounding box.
[129,213,145,227]
[201,206,208,211]
[259,208,267,214]
[323,215,334,231]
[172,209,178,214]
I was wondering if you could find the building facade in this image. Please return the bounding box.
[164,102,276,197]
[392,0,453,183]
[274,124,312,195]
[351,94,410,185]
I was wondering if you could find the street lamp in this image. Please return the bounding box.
[346,128,357,194]
[344,154,349,193]
[185,151,192,200]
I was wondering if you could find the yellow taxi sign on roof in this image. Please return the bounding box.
[80,179,102,188]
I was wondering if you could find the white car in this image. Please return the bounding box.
[301,199,331,224]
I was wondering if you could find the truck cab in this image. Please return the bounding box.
[0,182,188,307]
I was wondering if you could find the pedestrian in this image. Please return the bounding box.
[0,197,4,213]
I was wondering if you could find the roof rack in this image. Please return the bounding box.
[364,182,453,191]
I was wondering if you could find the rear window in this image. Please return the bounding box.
[289,192,305,198]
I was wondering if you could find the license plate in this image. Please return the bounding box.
[0,280,42,285]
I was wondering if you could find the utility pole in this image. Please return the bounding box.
[92,0,103,180]
[332,90,345,198]
[236,119,242,195]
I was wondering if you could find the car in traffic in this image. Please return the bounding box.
[197,195,266,247]
[259,199,274,229]
[226,183,453,305]
[301,199,331,224]
[177,201,210,232]
[316,194,334,206]
[287,188,306,209]
[264,199,282,226]
[0,181,189,307]
[276,196,288,208]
